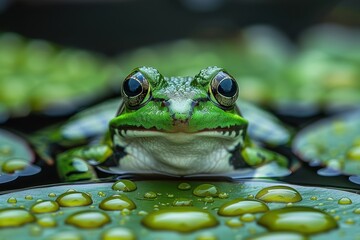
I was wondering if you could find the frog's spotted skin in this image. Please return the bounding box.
[52,66,288,181]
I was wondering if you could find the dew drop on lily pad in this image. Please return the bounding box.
[218,198,269,216]
[7,197,17,204]
[142,207,218,232]
[99,195,136,211]
[30,200,59,213]
[48,231,83,240]
[2,159,29,173]
[338,197,352,205]
[65,210,111,229]
[255,186,302,203]
[178,182,191,190]
[144,191,157,199]
[172,198,193,206]
[193,184,219,197]
[0,208,36,227]
[56,191,93,207]
[112,180,137,192]
[247,232,308,240]
[258,206,338,234]
[101,227,136,240]
[37,216,57,227]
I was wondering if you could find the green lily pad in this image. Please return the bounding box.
[0,180,359,239]
[293,110,360,178]
[0,129,39,184]
[0,32,119,117]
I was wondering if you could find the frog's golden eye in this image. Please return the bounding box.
[122,71,150,108]
[209,71,238,108]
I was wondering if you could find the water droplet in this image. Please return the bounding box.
[66,210,111,229]
[48,232,83,240]
[347,146,360,161]
[310,196,318,200]
[218,192,229,199]
[67,189,76,192]
[112,180,137,192]
[99,195,136,211]
[258,206,338,234]
[172,198,193,207]
[240,213,255,222]
[25,195,33,200]
[144,192,157,199]
[37,216,57,227]
[247,232,307,240]
[48,193,56,197]
[7,197,17,204]
[142,207,218,232]
[29,225,42,236]
[353,208,360,214]
[225,218,243,228]
[167,193,174,198]
[193,184,219,197]
[338,197,352,205]
[121,208,131,216]
[195,232,217,240]
[56,191,93,207]
[218,199,269,216]
[2,159,29,173]
[255,186,302,203]
[101,227,136,240]
[247,194,254,199]
[327,197,334,201]
[345,218,355,224]
[0,208,36,227]
[138,210,148,216]
[178,182,191,190]
[98,191,106,197]
[30,200,59,213]
[204,196,214,203]
[0,145,12,155]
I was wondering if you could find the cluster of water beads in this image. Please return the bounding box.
[0,180,358,239]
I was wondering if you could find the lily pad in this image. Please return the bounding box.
[293,110,360,180]
[0,32,118,117]
[0,129,40,184]
[0,180,359,240]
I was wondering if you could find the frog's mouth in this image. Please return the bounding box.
[115,125,245,139]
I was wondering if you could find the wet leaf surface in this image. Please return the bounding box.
[1,180,360,240]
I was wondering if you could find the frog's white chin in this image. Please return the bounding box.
[113,129,244,175]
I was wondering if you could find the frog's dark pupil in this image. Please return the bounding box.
[218,78,237,97]
[124,78,142,97]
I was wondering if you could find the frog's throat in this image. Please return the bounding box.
[111,127,245,175]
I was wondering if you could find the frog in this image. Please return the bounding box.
[49,66,288,181]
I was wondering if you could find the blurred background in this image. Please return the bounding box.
[0,0,359,130]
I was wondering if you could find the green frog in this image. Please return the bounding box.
[55,66,287,181]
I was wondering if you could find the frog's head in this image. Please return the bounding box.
[109,66,249,174]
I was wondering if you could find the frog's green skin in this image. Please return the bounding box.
[55,66,287,181]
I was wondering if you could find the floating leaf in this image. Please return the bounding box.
[0,129,39,184]
[293,110,360,181]
[0,180,360,239]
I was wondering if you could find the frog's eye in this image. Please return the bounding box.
[209,71,238,108]
[122,71,150,108]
